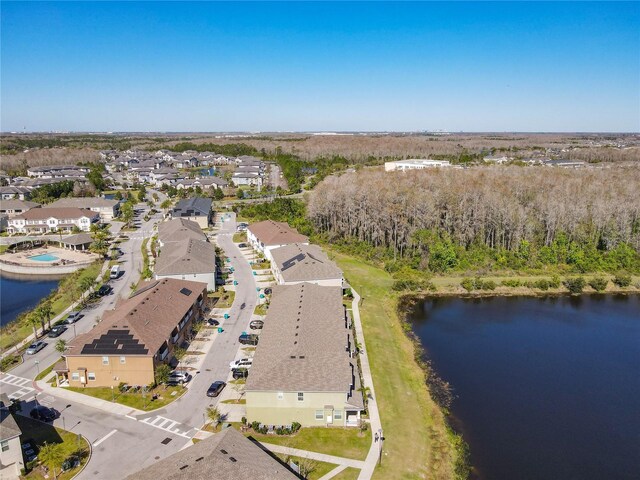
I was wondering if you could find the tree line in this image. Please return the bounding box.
[307,166,640,274]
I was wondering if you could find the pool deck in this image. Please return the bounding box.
[0,246,99,274]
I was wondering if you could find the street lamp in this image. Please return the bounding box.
[111,385,115,403]
[35,360,40,376]
[72,322,77,338]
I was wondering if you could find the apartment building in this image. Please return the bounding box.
[44,197,120,221]
[270,243,344,288]
[7,207,99,234]
[247,220,309,261]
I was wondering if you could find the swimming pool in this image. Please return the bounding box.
[28,253,60,262]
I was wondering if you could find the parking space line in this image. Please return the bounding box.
[93,429,118,447]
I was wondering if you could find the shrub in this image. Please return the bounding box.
[461,278,495,291]
[501,279,522,288]
[533,279,550,291]
[118,382,128,393]
[461,278,475,292]
[563,277,586,294]
[588,277,608,292]
[612,273,632,288]
[549,275,561,288]
[241,416,247,425]
[251,421,261,432]
[291,421,301,433]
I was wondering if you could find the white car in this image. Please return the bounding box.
[229,358,253,369]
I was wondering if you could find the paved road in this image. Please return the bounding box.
[160,211,259,428]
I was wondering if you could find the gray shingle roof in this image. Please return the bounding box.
[61,233,93,246]
[125,427,297,480]
[245,283,353,393]
[0,409,22,441]
[172,197,212,218]
[45,197,119,209]
[155,238,216,276]
[271,244,343,283]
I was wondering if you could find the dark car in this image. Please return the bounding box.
[232,368,249,380]
[98,285,113,296]
[264,287,272,295]
[238,243,248,248]
[30,406,58,422]
[47,325,67,338]
[207,318,220,327]
[206,381,226,397]
[238,334,259,345]
[249,320,264,330]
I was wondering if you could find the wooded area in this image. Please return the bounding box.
[308,166,640,274]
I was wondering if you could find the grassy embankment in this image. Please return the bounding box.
[330,250,462,480]
[66,384,186,411]
[0,262,103,352]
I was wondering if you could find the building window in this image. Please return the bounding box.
[277,392,284,399]
[88,373,96,381]
[297,392,304,402]
[1,440,9,452]
[315,410,323,420]
[71,372,80,381]
[102,356,109,365]
[334,410,343,420]
[120,356,126,364]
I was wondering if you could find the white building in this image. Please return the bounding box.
[270,243,344,288]
[44,197,120,222]
[7,207,99,234]
[247,220,309,262]
[384,159,452,171]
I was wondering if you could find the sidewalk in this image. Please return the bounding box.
[258,442,366,469]
[35,380,143,417]
[1,259,110,360]
[351,289,383,480]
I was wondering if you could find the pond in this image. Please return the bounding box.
[409,295,640,480]
[0,273,62,326]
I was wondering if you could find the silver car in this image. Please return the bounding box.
[26,341,46,355]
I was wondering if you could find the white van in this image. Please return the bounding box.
[110,265,121,279]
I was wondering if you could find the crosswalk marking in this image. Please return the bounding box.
[0,373,32,387]
[8,387,34,400]
[140,415,193,439]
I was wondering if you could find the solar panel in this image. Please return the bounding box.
[179,287,192,296]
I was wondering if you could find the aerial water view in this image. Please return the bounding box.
[0,2,638,480]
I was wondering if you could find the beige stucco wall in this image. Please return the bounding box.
[246,391,350,427]
[155,272,216,291]
[0,435,24,479]
[65,355,155,387]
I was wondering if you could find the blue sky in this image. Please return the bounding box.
[1,1,638,132]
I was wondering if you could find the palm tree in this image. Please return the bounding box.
[39,301,54,330]
[38,442,65,480]
[206,406,222,429]
[27,313,41,338]
[55,339,67,354]
[78,277,95,306]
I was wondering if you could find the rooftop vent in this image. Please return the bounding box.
[229,457,237,463]
[220,449,228,455]
[179,465,188,471]
[195,457,204,462]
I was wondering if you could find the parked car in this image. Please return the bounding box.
[110,265,121,279]
[206,381,226,397]
[232,368,249,380]
[30,406,58,422]
[238,334,259,346]
[229,358,253,369]
[47,325,67,338]
[238,243,248,248]
[62,456,80,472]
[66,311,82,324]
[207,318,220,327]
[167,371,192,385]
[264,287,272,295]
[249,320,264,330]
[25,341,46,355]
[98,284,113,296]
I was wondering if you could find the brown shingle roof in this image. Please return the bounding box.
[45,197,119,209]
[66,279,207,357]
[247,220,308,246]
[155,239,216,276]
[271,243,343,283]
[245,283,352,393]
[125,427,297,480]
[14,207,98,221]
[158,218,207,244]
[0,409,22,441]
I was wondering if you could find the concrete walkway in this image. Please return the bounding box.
[258,442,366,469]
[351,289,384,480]
[319,465,349,480]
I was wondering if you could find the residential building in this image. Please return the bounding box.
[7,208,99,234]
[0,199,40,218]
[155,239,217,290]
[270,243,344,288]
[483,155,511,164]
[0,186,31,200]
[26,165,90,178]
[247,220,309,261]
[176,177,229,191]
[245,283,363,427]
[544,159,587,168]
[157,218,207,247]
[171,197,213,229]
[125,427,297,480]
[44,197,120,221]
[232,171,263,189]
[0,406,24,480]
[384,159,452,171]
[62,279,207,388]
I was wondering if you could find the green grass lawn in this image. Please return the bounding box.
[15,415,90,480]
[274,453,338,480]
[251,261,271,270]
[208,289,235,308]
[330,251,458,480]
[0,244,9,254]
[253,303,268,316]
[65,384,186,411]
[233,232,247,243]
[332,467,361,480]
[247,427,369,461]
[35,357,61,381]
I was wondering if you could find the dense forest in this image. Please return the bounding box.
[308,167,640,274]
